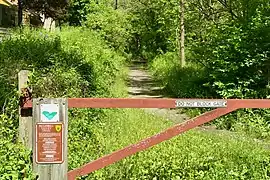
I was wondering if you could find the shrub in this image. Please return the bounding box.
[150,52,213,98]
[0,27,127,177]
[86,4,132,56]
[0,138,35,179]
[149,52,270,139]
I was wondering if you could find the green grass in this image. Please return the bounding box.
[68,108,270,179]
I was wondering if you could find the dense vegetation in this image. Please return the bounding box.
[0,0,269,179]
[0,26,126,178]
[129,0,270,138]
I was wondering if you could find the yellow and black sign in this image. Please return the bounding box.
[55,124,62,132]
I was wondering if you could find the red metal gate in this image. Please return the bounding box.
[21,98,270,179]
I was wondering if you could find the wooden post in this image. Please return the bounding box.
[18,70,32,149]
[33,98,68,180]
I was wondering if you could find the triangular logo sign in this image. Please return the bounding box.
[55,125,62,132]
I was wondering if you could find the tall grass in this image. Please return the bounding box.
[71,108,270,179]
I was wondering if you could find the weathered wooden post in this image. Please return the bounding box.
[18,70,32,149]
[32,98,68,180]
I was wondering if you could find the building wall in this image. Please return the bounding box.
[0,1,56,31]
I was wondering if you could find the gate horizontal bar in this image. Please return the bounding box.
[21,98,270,109]
[67,106,239,179]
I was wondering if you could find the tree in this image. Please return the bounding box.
[128,0,179,60]
[18,0,23,26]
[22,0,69,20]
[67,0,91,26]
[180,0,185,67]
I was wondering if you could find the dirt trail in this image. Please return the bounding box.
[127,61,270,149]
[127,61,188,124]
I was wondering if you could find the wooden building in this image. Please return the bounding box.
[0,0,55,30]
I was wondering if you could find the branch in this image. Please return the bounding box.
[217,0,238,20]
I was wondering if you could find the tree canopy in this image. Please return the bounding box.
[22,0,69,20]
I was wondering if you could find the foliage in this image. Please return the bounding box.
[86,4,131,54]
[150,52,213,98]
[130,0,270,97]
[0,27,125,99]
[67,0,112,26]
[212,109,270,139]
[0,27,126,178]
[127,0,179,60]
[67,0,131,56]
[67,0,92,26]
[149,51,270,138]
[0,138,35,179]
[0,81,35,178]
[201,21,270,99]
[0,0,269,177]
[144,0,270,138]
[22,0,68,20]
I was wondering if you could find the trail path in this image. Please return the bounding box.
[127,61,270,149]
[127,61,188,124]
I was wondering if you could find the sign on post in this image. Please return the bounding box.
[33,98,68,180]
[40,104,60,122]
[175,99,227,108]
[35,123,63,164]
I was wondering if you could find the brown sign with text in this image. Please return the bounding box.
[35,123,63,164]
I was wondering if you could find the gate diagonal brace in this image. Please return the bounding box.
[67,106,238,179]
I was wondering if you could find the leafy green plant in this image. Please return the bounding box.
[128,0,179,60]
[0,26,127,178]
[0,139,36,180]
[146,1,270,139]
[68,0,92,26]
[85,4,131,56]
[149,52,212,98]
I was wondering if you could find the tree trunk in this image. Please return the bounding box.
[180,0,185,67]
[18,0,23,26]
[115,0,118,9]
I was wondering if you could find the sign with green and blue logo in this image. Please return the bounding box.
[40,104,59,122]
